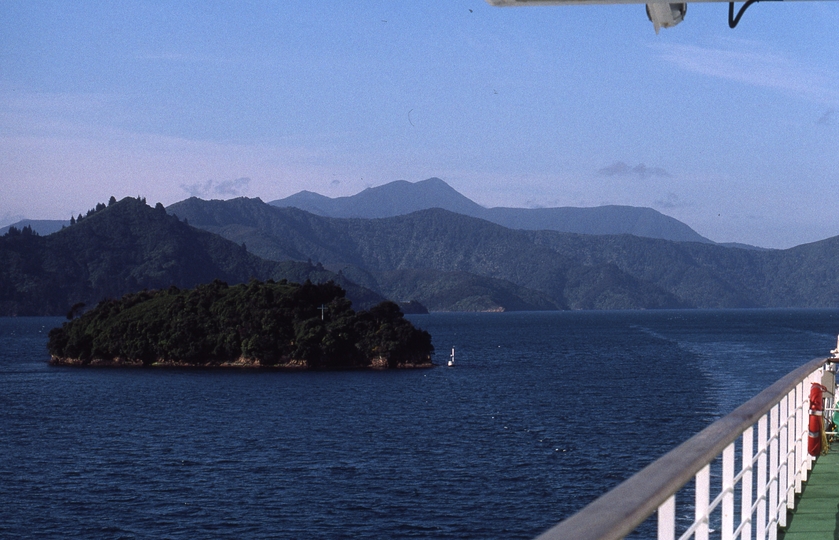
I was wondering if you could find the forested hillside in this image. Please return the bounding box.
[0,197,382,316]
[168,197,687,310]
[526,232,839,308]
[169,196,839,311]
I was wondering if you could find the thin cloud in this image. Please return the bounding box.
[817,109,835,126]
[180,179,214,198]
[598,161,672,179]
[657,41,839,106]
[0,89,134,139]
[180,177,250,198]
[133,52,234,65]
[215,177,251,196]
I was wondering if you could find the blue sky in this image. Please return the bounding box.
[2,1,837,248]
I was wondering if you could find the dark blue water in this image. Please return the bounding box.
[2,310,838,539]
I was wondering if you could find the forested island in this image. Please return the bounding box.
[47,279,433,369]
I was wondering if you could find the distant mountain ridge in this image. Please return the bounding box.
[169,197,683,311]
[270,177,713,244]
[0,219,69,236]
[272,178,485,220]
[169,196,839,311]
[5,195,839,315]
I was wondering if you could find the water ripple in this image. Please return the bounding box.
[1,311,837,538]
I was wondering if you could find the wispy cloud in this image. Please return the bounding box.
[0,89,134,139]
[598,161,672,179]
[180,177,251,198]
[180,180,213,198]
[215,177,251,196]
[657,40,839,106]
[133,52,234,65]
[817,109,835,126]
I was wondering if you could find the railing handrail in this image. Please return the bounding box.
[535,356,833,540]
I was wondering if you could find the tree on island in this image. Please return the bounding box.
[48,279,433,369]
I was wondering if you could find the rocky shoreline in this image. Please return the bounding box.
[49,355,434,369]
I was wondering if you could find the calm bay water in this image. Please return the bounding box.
[2,310,838,539]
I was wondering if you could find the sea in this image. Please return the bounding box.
[2,309,839,539]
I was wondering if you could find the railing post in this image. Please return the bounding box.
[696,464,710,540]
[722,442,735,540]
[795,381,805,494]
[769,403,779,540]
[757,414,768,540]
[741,426,753,540]
[658,495,675,540]
[778,394,788,527]
[786,388,796,512]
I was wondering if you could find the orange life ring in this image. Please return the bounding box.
[809,382,828,456]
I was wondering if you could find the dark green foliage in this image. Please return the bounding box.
[3,225,37,237]
[47,279,433,369]
[66,302,85,320]
[354,301,435,367]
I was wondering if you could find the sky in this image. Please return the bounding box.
[1,1,838,249]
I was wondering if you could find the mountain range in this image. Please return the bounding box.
[2,178,716,245]
[5,185,839,316]
[168,196,839,311]
[269,177,714,244]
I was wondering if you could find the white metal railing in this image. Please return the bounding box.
[535,356,836,540]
